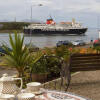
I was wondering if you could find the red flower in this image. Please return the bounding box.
[69,48,72,51]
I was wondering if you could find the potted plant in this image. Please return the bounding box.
[29,55,48,82]
[2,32,42,80]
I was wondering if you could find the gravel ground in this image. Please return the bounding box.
[67,70,100,100]
[44,70,100,100]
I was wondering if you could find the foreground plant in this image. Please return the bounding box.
[3,32,43,79]
[3,32,31,77]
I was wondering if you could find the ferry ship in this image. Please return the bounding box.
[24,18,87,35]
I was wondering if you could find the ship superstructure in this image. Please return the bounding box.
[24,18,87,35]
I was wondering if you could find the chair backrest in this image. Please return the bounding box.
[70,53,100,72]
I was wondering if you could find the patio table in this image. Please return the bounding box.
[35,89,91,100]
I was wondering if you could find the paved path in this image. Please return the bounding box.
[68,70,100,100]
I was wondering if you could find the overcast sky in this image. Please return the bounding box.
[0,0,100,27]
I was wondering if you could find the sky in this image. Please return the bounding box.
[0,0,100,28]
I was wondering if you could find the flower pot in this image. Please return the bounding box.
[31,73,48,82]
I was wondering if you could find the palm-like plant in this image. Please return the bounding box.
[3,32,30,77]
[3,32,43,78]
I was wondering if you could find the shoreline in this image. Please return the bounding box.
[0,30,23,33]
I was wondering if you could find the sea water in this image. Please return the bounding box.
[0,28,98,48]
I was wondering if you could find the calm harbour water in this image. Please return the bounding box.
[0,28,99,48]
